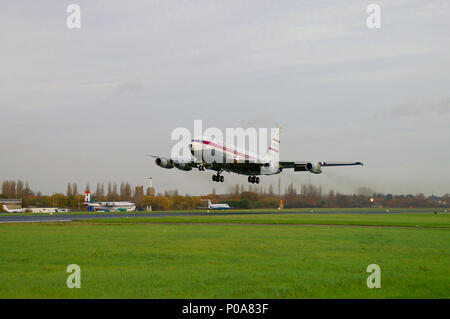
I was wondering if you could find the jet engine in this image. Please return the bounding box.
[305,162,322,174]
[174,161,193,171]
[155,157,174,169]
[260,161,280,175]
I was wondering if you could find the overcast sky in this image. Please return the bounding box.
[1,0,449,196]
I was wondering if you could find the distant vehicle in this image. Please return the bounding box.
[150,126,363,184]
[57,208,69,213]
[206,200,230,210]
[83,191,136,212]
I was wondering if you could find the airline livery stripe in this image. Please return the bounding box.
[272,138,280,143]
[200,140,258,160]
[269,147,278,153]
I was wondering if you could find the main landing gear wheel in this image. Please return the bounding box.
[198,165,206,171]
[248,176,260,184]
[212,174,224,182]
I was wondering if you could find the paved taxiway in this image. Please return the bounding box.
[0,210,439,223]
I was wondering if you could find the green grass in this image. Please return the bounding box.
[0,207,445,217]
[81,213,450,228]
[0,214,449,298]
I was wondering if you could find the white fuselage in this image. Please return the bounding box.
[206,200,230,210]
[189,136,280,176]
[85,201,136,212]
[1,205,23,213]
[209,203,230,210]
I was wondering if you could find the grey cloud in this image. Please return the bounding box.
[1,1,450,196]
[381,97,450,118]
[115,81,144,94]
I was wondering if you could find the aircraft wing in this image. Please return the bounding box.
[280,161,363,171]
[147,154,264,172]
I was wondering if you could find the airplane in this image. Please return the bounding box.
[203,199,230,210]
[83,191,136,212]
[151,127,363,184]
[1,205,23,213]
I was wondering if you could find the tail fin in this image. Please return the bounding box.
[265,126,280,163]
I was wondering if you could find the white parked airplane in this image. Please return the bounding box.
[151,128,363,184]
[1,205,23,213]
[83,191,136,212]
[206,200,230,210]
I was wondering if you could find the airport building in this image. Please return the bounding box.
[0,198,22,212]
[0,199,22,211]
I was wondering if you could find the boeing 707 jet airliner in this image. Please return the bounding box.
[150,128,362,184]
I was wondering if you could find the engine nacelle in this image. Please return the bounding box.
[155,157,174,169]
[174,161,192,171]
[305,162,322,174]
[260,161,280,175]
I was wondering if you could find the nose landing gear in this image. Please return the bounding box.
[248,176,260,184]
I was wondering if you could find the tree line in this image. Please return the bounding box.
[1,179,448,211]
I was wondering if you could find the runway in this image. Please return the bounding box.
[0,209,439,223]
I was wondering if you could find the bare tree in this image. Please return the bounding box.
[124,183,132,200]
[120,182,125,200]
[72,183,78,196]
[16,180,24,197]
[67,183,73,198]
[110,183,119,201]
[24,181,31,196]
[268,184,274,196]
[107,182,112,200]
[94,183,104,200]
[1,181,7,196]
[10,180,16,197]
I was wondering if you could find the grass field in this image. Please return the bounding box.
[0,207,445,217]
[81,212,450,228]
[0,213,449,298]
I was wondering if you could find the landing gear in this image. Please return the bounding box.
[248,176,259,184]
[212,174,224,182]
[198,164,206,171]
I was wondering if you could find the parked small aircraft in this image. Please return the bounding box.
[206,200,230,210]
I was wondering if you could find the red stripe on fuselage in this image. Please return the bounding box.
[272,138,280,143]
[269,147,278,153]
[199,140,257,160]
